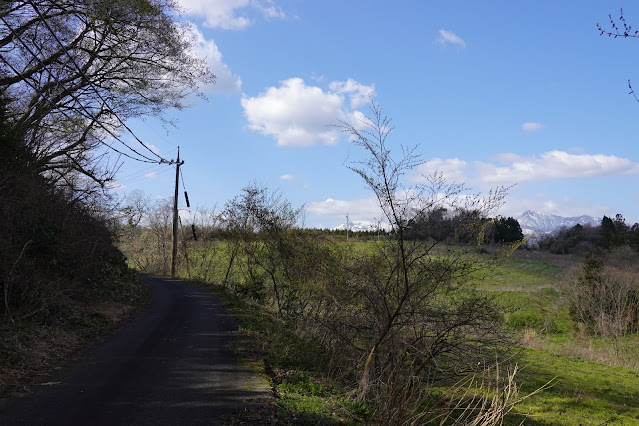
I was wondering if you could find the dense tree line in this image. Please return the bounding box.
[405,208,524,244]
[538,214,639,255]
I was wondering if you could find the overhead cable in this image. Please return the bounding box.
[27,0,167,162]
[0,11,172,164]
[0,53,161,164]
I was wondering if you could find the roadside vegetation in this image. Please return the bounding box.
[121,220,639,424]
[2,1,639,421]
[0,0,211,398]
[0,98,147,397]
[118,103,639,424]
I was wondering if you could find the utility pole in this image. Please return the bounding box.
[346,213,349,241]
[171,147,183,277]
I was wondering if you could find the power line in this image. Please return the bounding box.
[180,168,187,192]
[139,118,179,148]
[0,16,161,163]
[179,168,191,208]
[117,147,177,176]
[0,53,160,164]
[0,11,174,165]
[27,0,166,163]
[117,162,167,181]
[117,165,174,186]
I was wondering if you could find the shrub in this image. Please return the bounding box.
[561,248,639,337]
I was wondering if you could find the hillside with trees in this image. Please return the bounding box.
[537,214,639,255]
[0,0,212,397]
[2,2,639,424]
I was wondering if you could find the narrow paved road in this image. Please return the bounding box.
[1,275,271,425]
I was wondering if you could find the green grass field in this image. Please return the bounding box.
[473,252,639,424]
[128,240,639,424]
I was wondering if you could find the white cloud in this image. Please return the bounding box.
[242,78,373,147]
[329,78,376,108]
[280,173,294,181]
[477,150,639,185]
[144,172,157,179]
[413,158,468,183]
[310,72,325,82]
[305,196,383,222]
[141,142,161,156]
[187,25,241,94]
[522,122,544,132]
[437,29,466,48]
[253,0,286,19]
[178,0,285,30]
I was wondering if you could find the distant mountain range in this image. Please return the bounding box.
[517,210,600,235]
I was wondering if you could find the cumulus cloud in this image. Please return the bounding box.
[408,150,639,190]
[305,196,383,222]
[187,25,241,94]
[477,150,639,185]
[329,78,376,108]
[437,29,466,48]
[178,0,285,30]
[522,122,544,132]
[413,158,469,183]
[280,174,294,181]
[241,78,374,147]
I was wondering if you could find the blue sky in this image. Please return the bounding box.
[114,0,639,228]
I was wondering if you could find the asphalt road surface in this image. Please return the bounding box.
[1,275,271,425]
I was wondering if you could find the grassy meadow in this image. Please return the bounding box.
[122,236,639,425]
[471,252,639,424]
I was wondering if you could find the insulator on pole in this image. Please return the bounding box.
[184,191,190,208]
[191,224,198,241]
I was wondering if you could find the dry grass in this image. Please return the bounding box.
[0,288,150,398]
[90,302,136,323]
[0,326,82,396]
[421,362,551,426]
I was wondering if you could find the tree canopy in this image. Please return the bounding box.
[0,0,214,194]
[491,216,524,244]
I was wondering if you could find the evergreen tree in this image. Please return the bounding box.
[492,217,524,243]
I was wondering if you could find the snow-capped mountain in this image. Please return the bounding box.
[517,210,600,234]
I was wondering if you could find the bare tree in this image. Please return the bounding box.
[562,248,639,339]
[0,0,214,192]
[598,9,639,105]
[321,102,515,423]
[221,184,306,311]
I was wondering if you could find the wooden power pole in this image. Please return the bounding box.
[346,213,349,240]
[171,147,183,277]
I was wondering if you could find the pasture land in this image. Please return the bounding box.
[124,239,639,424]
